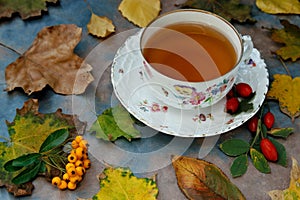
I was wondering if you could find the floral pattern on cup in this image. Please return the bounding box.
[139,100,168,113]
[172,76,235,107]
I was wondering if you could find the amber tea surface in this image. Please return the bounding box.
[142,23,237,82]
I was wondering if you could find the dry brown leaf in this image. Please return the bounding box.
[87,13,115,38]
[118,0,161,27]
[5,24,94,95]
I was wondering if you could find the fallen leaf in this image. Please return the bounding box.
[267,74,300,121]
[92,167,158,200]
[172,155,246,200]
[89,105,141,141]
[256,0,300,14]
[269,157,300,199]
[5,24,94,95]
[271,20,300,61]
[0,99,86,196]
[178,0,255,23]
[118,0,161,27]
[87,13,115,38]
[0,0,58,20]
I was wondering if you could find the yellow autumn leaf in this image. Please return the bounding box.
[118,0,161,27]
[269,157,300,199]
[92,167,158,200]
[256,0,300,14]
[87,13,115,38]
[267,74,300,122]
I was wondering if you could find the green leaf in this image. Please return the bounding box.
[12,161,42,185]
[3,160,23,173]
[267,128,294,139]
[179,0,255,23]
[230,154,248,178]
[39,129,69,153]
[5,153,41,171]
[219,139,250,156]
[0,0,58,20]
[268,137,287,167]
[250,148,271,173]
[89,105,141,141]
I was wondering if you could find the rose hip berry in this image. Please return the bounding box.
[263,111,275,129]
[247,116,259,133]
[226,97,239,114]
[260,138,278,162]
[226,88,235,99]
[235,83,253,98]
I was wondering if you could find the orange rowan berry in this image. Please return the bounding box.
[75,147,84,159]
[83,159,91,169]
[71,140,79,149]
[65,163,75,170]
[68,153,77,163]
[62,173,70,181]
[52,177,61,186]
[67,181,77,190]
[79,140,88,149]
[76,166,86,176]
[75,136,83,143]
[69,175,80,184]
[67,167,77,177]
[58,180,68,190]
[75,160,83,167]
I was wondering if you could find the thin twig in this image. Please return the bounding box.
[279,56,291,77]
[0,42,22,55]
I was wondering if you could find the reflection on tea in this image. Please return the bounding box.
[142,23,237,82]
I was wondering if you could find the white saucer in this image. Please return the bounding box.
[111,30,269,137]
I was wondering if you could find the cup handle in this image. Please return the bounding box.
[242,35,253,61]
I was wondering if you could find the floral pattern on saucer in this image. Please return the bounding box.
[139,100,168,113]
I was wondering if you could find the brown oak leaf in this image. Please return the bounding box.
[5,24,94,95]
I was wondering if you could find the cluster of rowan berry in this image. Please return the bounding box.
[51,136,91,190]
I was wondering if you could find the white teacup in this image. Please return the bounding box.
[140,9,253,109]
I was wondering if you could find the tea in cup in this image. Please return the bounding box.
[140,9,253,109]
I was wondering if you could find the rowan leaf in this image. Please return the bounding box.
[87,13,115,38]
[92,167,158,200]
[0,0,58,20]
[267,74,300,121]
[5,24,94,95]
[0,99,86,196]
[271,20,300,61]
[269,157,300,199]
[118,0,161,27]
[256,0,300,14]
[172,155,246,200]
[178,0,255,23]
[89,105,141,141]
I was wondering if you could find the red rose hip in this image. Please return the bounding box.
[235,83,253,98]
[260,138,278,162]
[226,97,239,114]
[263,111,275,129]
[247,116,259,133]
